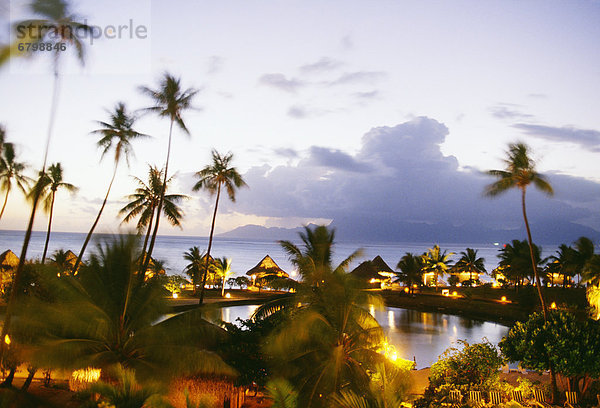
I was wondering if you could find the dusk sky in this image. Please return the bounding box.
[1,0,599,242]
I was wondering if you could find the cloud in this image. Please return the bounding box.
[258,73,304,93]
[207,56,224,74]
[287,104,330,119]
[274,148,299,158]
[514,123,600,151]
[300,57,343,74]
[353,90,380,100]
[489,104,533,120]
[341,35,353,50]
[226,117,600,242]
[307,146,372,173]
[327,71,386,86]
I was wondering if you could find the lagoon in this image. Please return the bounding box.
[216,304,510,368]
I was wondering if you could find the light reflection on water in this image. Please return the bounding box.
[217,304,509,368]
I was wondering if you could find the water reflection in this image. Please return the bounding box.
[217,305,509,369]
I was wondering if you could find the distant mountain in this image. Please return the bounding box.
[217,224,319,241]
[218,220,600,245]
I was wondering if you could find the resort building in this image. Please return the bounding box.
[350,255,395,288]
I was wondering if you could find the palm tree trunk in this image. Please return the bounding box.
[0,68,60,366]
[138,205,155,282]
[522,188,547,318]
[221,274,226,297]
[142,119,174,274]
[41,192,56,263]
[73,162,118,273]
[522,189,558,401]
[21,367,36,391]
[1,366,16,386]
[0,187,10,220]
[199,183,221,305]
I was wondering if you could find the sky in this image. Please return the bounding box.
[0,0,599,243]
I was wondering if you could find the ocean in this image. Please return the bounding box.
[0,230,559,280]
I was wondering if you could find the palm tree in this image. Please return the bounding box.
[213,257,233,297]
[36,163,78,263]
[498,239,544,288]
[546,244,578,287]
[1,0,93,364]
[183,246,206,295]
[421,245,453,290]
[573,237,595,285]
[119,165,187,261]
[395,252,423,295]
[454,248,486,284]
[485,142,553,317]
[0,143,30,220]
[193,150,247,305]
[13,235,233,383]
[73,102,147,272]
[279,225,362,288]
[265,258,386,407]
[139,73,198,273]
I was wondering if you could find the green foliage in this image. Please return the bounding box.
[220,314,286,387]
[13,235,234,383]
[429,340,503,391]
[163,274,188,294]
[266,378,298,408]
[501,310,600,394]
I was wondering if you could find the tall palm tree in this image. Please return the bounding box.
[1,0,93,364]
[454,248,486,284]
[193,150,247,305]
[119,165,187,261]
[421,245,453,290]
[395,252,423,295]
[213,257,232,297]
[0,143,30,220]
[183,247,213,296]
[37,163,78,263]
[73,102,147,272]
[485,142,554,317]
[139,73,198,273]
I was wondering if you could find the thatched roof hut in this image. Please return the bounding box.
[246,255,288,279]
[350,255,395,287]
[0,250,19,271]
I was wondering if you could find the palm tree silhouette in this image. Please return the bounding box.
[280,225,361,287]
[421,245,453,290]
[183,246,207,295]
[119,165,187,263]
[73,102,147,272]
[396,252,423,294]
[0,143,30,220]
[193,150,247,305]
[213,257,232,297]
[485,142,553,317]
[454,248,486,284]
[36,163,78,263]
[139,73,197,273]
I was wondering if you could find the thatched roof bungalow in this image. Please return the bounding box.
[246,255,288,279]
[350,255,395,288]
[0,249,18,293]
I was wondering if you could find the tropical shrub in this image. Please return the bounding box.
[501,310,600,395]
[429,340,503,391]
